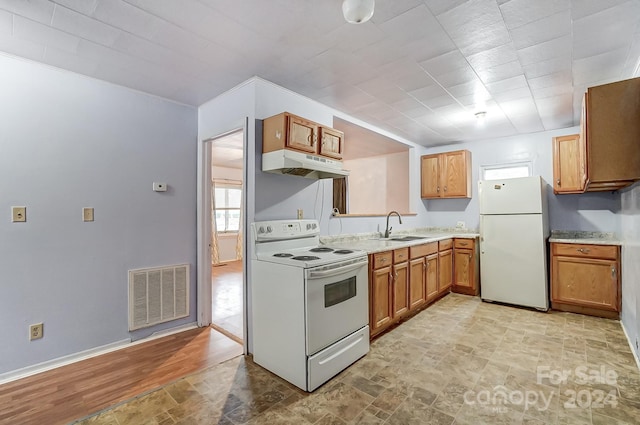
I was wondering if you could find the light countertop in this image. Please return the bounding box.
[548,230,622,246]
[320,228,479,254]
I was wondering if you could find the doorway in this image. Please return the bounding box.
[208,129,245,343]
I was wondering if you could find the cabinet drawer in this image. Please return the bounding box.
[372,251,393,269]
[454,238,474,249]
[439,239,453,251]
[394,248,409,263]
[552,243,618,260]
[410,242,438,259]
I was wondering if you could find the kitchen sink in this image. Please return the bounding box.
[388,236,427,241]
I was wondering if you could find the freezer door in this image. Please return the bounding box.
[478,176,545,215]
[480,214,549,310]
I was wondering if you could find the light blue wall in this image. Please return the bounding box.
[423,128,621,234]
[621,182,640,363]
[0,55,197,374]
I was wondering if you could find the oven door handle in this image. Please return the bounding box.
[307,258,368,279]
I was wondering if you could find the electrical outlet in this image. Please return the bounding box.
[456,221,465,229]
[83,207,94,222]
[29,323,43,341]
[297,209,303,219]
[12,206,26,222]
[636,338,638,350]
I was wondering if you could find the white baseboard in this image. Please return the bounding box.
[621,321,640,373]
[0,322,198,386]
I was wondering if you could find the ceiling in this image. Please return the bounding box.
[1,0,639,146]
[210,129,243,170]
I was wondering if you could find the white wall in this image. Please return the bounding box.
[423,127,621,233]
[621,182,640,362]
[0,55,197,374]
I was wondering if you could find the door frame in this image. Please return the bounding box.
[197,119,249,354]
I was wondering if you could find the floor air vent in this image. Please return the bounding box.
[128,264,189,331]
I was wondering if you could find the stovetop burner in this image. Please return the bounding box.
[273,253,293,258]
[309,247,334,253]
[334,249,354,254]
[292,255,321,261]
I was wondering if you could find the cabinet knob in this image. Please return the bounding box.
[437,186,440,192]
[444,186,448,192]
[557,179,560,186]
[577,248,590,254]
[612,267,617,278]
[469,254,472,260]
[394,272,398,279]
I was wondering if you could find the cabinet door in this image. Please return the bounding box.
[425,253,438,302]
[453,248,473,289]
[393,262,409,318]
[409,258,426,310]
[421,155,440,198]
[287,115,317,153]
[551,256,618,311]
[553,134,586,194]
[319,127,343,160]
[438,249,453,294]
[371,266,393,333]
[441,150,470,198]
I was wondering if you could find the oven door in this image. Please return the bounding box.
[305,256,369,355]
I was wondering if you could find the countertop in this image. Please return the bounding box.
[320,228,480,254]
[548,230,622,246]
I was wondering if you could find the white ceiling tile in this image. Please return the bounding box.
[509,9,571,50]
[409,84,449,103]
[507,114,545,134]
[571,0,631,20]
[357,39,407,68]
[433,65,478,88]
[42,45,98,75]
[522,57,571,79]
[0,0,54,24]
[572,1,640,60]
[51,0,98,15]
[323,23,386,53]
[446,79,489,98]
[498,97,539,116]
[491,86,533,103]
[424,0,468,16]
[390,66,437,92]
[0,34,45,60]
[467,43,518,71]
[421,94,458,109]
[0,7,11,35]
[379,4,442,44]
[92,0,161,40]
[531,83,573,99]
[573,47,630,85]
[528,70,572,89]
[484,74,527,94]
[370,0,423,23]
[475,60,524,84]
[419,50,468,77]
[52,5,120,46]
[516,35,571,66]
[499,0,570,29]
[14,15,80,53]
[404,33,456,63]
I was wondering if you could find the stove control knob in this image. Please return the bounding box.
[306,224,312,230]
[266,225,272,233]
[258,226,265,234]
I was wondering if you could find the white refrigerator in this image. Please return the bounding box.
[478,176,550,311]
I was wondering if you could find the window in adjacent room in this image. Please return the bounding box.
[214,182,242,232]
[480,161,532,180]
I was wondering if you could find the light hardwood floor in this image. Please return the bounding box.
[0,327,242,425]
[211,260,243,343]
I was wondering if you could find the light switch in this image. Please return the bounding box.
[83,207,94,222]
[12,206,26,222]
[153,182,167,192]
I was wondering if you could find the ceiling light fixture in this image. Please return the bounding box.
[342,0,375,24]
[474,111,487,125]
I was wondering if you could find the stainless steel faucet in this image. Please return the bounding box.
[384,211,402,238]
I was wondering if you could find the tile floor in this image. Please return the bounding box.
[74,294,640,425]
[212,261,243,341]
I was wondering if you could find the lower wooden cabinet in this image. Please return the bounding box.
[550,243,621,318]
[392,248,410,318]
[452,238,479,295]
[438,239,453,295]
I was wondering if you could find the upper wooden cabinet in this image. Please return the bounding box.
[421,150,471,199]
[553,134,586,194]
[263,112,344,160]
[554,78,640,193]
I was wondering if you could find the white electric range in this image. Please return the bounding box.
[251,219,370,391]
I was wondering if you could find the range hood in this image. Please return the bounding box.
[262,149,349,179]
